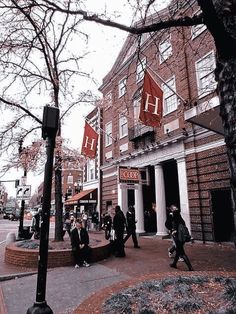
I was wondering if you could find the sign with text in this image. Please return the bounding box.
[119,167,140,183]
[16,185,31,200]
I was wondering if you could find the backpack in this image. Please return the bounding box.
[178,224,191,243]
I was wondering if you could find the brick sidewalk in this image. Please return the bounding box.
[0,234,236,314]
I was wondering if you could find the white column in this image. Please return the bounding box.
[117,183,128,215]
[176,157,191,232]
[134,184,145,233]
[155,164,168,236]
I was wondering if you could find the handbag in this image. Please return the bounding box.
[178,224,191,243]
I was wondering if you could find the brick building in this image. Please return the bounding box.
[98,0,235,242]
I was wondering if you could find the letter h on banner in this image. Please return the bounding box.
[81,121,98,159]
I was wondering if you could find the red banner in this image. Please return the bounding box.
[81,122,98,159]
[139,70,163,127]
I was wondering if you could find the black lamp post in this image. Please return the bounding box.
[27,106,59,314]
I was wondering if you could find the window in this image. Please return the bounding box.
[119,113,128,138]
[118,77,127,97]
[159,36,172,63]
[162,77,178,115]
[67,175,73,184]
[67,188,73,197]
[191,10,207,39]
[136,58,147,82]
[196,51,216,98]
[105,121,112,146]
[104,92,112,109]
[87,159,95,181]
[133,98,141,121]
[191,24,207,39]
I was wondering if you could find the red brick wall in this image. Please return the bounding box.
[5,242,110,268]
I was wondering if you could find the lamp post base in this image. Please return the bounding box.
[27,301,53,314]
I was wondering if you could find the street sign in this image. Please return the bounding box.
[16,185,31,200]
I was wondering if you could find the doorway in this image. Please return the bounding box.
[211,189,234,242]
[162,159,180,208]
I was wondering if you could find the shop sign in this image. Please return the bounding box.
[120,183,138,190]
[119,167,140,183]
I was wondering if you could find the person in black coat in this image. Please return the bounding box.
[123,205,140,248]
[70,219,90,268]
[113,205,126,257]
[169,205,193,271]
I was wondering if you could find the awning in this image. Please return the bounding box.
[65,188,97,206]
[184,96,224,135]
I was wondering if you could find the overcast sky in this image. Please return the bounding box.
[1,0,170,199]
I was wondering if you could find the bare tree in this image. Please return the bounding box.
[0,0,97,240]
[39,0,236,224]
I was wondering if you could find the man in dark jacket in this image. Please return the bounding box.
[123,205,140,248]
[71,219,90,268]
[113,205,126,257]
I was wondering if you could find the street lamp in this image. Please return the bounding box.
[27,105,59,314]
[74,182,78,194]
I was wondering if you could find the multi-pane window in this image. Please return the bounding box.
[87,159,95,181]
[191,24,207,39]
[162,77,178,115]
[159,36,172,63]
[196,51,216,98]
[105,121,112,146]
[104,91,112,109]
[136,58,147,82]
[191,10,207,39]
[67,175,73,184]
[119,113,128,138]
[118,77,127,97]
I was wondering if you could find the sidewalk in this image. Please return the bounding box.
[0,234,236,314]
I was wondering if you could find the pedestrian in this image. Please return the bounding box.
[169,205,194,271]
[31,208,41,239]
[70,218,90,268]
[165,206,176,258]
[92,210,99,230]
[123,205,140,248]
[82,210,88,230]
[113,205,126,257]
[103,210,112,240]
[63,211,71,237]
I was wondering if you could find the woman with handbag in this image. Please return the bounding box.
[169,205,194,271]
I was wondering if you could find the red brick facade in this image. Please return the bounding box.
[98,1,234,242]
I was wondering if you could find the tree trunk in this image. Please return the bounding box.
[54,165,64,241]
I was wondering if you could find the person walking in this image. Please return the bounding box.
[103,210,112,240]
[169,205,194,271]
[113,205,126,257]
[123,205,140,248]
[63,211,72,237]
[70,218,90,268]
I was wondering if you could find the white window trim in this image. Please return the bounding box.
[105,121,113,147]
[136,57,147,83]
[162,76,178,116]
[119,113,128,139]
[118,77,127,98]
[159,35,172,64]
[195,50,217,99]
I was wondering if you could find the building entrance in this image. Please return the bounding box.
[211,189,234,242]
[162,159,180,208]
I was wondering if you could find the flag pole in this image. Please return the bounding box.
[147,66,187,104]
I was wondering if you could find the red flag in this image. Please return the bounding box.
[81,121,98,159]
[139,70,163,127]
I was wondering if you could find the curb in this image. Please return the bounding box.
[0,271,37,282]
